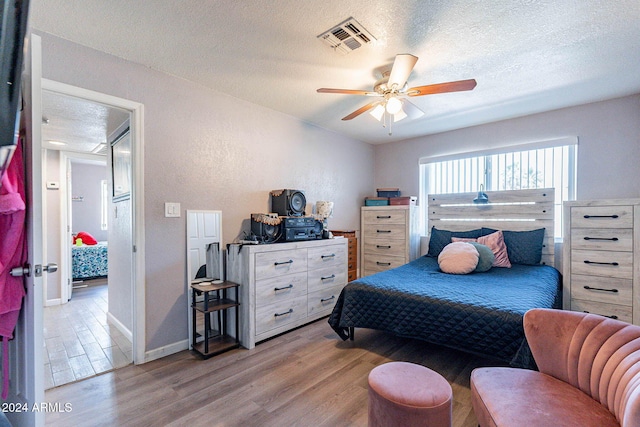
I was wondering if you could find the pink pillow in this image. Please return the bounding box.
[453,230,511,268]
[438,242,479,274]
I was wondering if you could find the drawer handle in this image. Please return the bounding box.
[376,215,391,219]
[274,259,293,266]
[321,274,336,281]
[583,214,619,219]
[584,260,619,266]
[274,284,293,292]
[321,254,335,259]
[320,295,336,303]
[274,309,293,317]
[583,285,618,293]
[583,237,619,241]
[376,262,391,266]
[377,230,392,233]
[376,245,391,249]
[582,310,618,320]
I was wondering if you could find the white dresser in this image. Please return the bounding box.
[360,205,419,277]
[563,199,640,325]
[227,238,348,348]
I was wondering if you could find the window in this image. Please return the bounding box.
[419,138,577,238]
[101,179,108,230]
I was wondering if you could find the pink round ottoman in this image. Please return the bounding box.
[368,362,452,427]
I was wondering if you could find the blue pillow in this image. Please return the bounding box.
[469,242,494,272]
[482,227,546,265]
[427,227,483,257]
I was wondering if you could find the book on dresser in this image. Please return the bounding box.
[227,238,348,349]
[563,198,640,325]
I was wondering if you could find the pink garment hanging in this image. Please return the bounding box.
[0,138,27,399]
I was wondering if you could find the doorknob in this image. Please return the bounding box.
[43,263,58,273]
[10,264,30,277]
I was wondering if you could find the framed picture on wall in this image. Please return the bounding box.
[111,129,131,201]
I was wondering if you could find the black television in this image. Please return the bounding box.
[0,0,30,185]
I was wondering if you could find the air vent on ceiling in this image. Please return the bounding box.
[318,17,376,55]
[92,143,108,156]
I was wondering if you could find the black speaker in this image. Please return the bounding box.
[270,189,306,216]
[250,214,282,243]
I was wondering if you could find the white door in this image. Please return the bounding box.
[8,33,45,427]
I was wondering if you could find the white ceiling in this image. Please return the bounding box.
[41,90,129,154]
[30,0,640,145]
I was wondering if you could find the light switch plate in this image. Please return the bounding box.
[164,202,181,218]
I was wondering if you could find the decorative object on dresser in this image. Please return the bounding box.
[330,230,358,281]
[360,205,419,277]
[227,238,348,349]
[563,199,640,325]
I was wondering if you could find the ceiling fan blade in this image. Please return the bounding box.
[388,54,419,89]
[342,102,378,121]
[401,99,425,120]
[317,88,378,96]
[406,79,477,97]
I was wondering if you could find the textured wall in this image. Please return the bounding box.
[70,161,108,241]
[373,94,640,203]
[37,31,374,353]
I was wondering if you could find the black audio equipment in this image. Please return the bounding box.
[250,214,282,243]
[280,216,324,242]
[270,189,306,216]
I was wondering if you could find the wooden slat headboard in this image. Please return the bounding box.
[428,188,555,267]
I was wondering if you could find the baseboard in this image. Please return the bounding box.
[144,340,189,363]
[45,298,62,307]
[106,311,133,342]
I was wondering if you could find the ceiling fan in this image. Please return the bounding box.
[317,54,477,126]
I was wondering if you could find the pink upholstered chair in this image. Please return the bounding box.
[471,308,640,427]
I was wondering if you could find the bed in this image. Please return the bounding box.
[328,188,561,369]
[72,241,108,280]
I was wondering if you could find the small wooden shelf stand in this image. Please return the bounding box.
[190,280,240,358]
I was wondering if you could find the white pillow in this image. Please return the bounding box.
[438,242,479,274]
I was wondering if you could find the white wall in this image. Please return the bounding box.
[44,150,62,301]
[373,94,640,202]
[36,31,374,353]
[71,161,107,241]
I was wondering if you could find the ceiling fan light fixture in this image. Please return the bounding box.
[393,109,407,122]
[385,97,402,114]
[370,103,385,121]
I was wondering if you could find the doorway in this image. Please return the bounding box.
[39,80,145,388]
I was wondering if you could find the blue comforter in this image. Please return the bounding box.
[328,256,561,368]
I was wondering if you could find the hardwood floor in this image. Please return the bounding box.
[45,318,506,426]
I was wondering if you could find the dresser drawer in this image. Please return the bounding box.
[255,295,308,335]
[363,224,407,241]
[362,238,406,257]
[570,206,633,229]
[363,255,406,274]
[308,284,343,316]
[570,274,632,305]
[307,245,346,270]
[570,299,632,323]
[254,249,307,280]
[308,265,347,293]
[571,249,633,279]
[363,210,406,225]
[255,272,307,308]
[570,228,633,252]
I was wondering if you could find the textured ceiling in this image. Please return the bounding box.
[41,90,129,155]
[30,0,640,144]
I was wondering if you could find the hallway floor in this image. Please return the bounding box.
[43,279,133,389]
